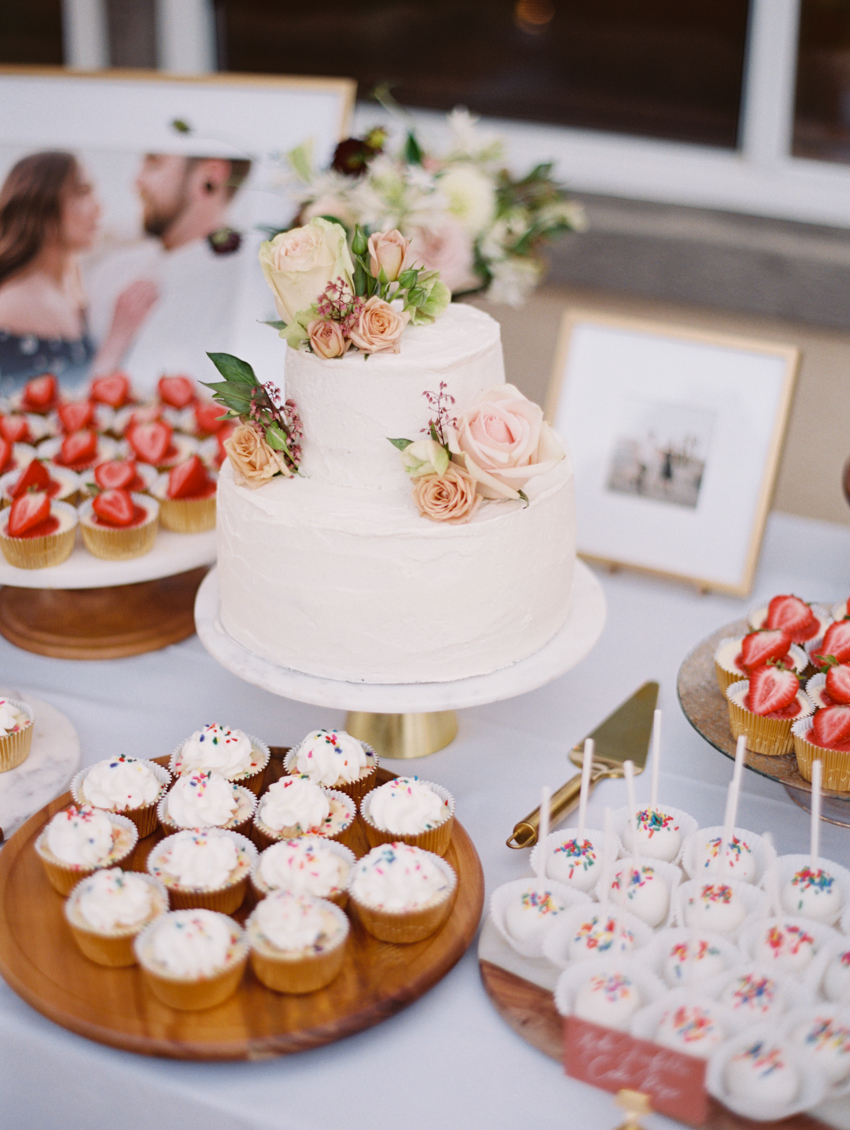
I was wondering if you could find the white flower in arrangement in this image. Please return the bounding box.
[487,257,542,308]
[446,107,502,163]
[438,165,496,237]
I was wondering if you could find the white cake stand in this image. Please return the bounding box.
[194,560,607,758]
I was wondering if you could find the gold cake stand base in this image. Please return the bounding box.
[345,710,458,759]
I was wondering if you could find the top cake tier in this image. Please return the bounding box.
[284,304,505,492]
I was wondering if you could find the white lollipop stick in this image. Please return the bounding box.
[716,780,736,879]
[733,734,747,787]
[536,785,551,879]
[811,760,822,872]
[624,759,640,870]
[650,709,662,810]
[578,738,594,837]
[762,832,780,918]
[601,806,616,902]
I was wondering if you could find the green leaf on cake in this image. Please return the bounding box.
[388,437,413,450]
[206,353,257,384]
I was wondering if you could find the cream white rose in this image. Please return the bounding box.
[400,438,450,478]
[259,218,354,325]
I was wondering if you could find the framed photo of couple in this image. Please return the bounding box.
[547,309,800,596]
[0,67,355,400]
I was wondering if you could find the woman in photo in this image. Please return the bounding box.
[0,150,157,396]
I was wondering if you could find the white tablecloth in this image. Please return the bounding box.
[2,511,850,1130]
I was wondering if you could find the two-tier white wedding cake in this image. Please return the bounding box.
[216,303,576,684]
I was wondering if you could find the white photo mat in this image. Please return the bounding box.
[546,310,799,595]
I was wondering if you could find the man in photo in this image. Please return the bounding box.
[86,152,252,393]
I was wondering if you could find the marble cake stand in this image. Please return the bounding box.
[0,530,216,659]
[194,560,607,758]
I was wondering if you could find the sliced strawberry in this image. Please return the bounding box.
[10,459,50,498]
[92,488,135,527]
[58,430,98,468]
[21,373,58,413]
[158,375,196,409]
[167,454,211,499]
[0,416,31,444]
[815,620,850,667]
[0,438,13,474]
[812,705,850,748]
[94,459,137,491]
[195,401,226,436]
[739,629,791,673]
[57,400,95,433]
[746,664,799,716]
[90,372,131,408]
[7,490,50,536]
[765,594,815,637]
[127,420,173,465]
[825,664,850,705]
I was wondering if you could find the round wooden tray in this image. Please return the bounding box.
[677,618,850,826]
[0,753,484,1059]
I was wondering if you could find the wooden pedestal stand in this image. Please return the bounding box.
[0,567,209,660]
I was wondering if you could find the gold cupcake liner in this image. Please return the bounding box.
[793,730,850,793]
[350,886,456,944]
[165,875,250,915]
[248,898,349,994]
[0,701,33,773]
[726,695,797,756]
[0,502,77,568]
[714,659,740,694]
[78,496,159,561]
[35,814,138,896]
[158,493,216,533]
[140,953,247,1010]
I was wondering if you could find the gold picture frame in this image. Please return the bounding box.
[546,308,800,596]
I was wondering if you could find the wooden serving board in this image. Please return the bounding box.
[0,753,484,1059]
[0,567,208,659]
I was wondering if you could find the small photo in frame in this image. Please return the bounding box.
[546,310,800,595]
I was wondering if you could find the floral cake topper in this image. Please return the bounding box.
[259,217,450,357]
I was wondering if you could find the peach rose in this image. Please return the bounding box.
[348,296,408,353]
[408,218,477,293]
[411,464,480,524]
[368,229,410,281]
[224,423,291,489]
[308,318,349,359]
[449,384,564,499]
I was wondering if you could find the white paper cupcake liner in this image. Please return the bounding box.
[705,1021,827,1122]
[681,825,768,886]
[594,856,683,929]
[831,601,850,622]
[541,900,653,969]
[780,1004,850,1097]
[646,927,743,991]
[671,877,768,940]
[553,955,665,1029]
[613,804,698,866]
[530,827,621,893]
[630,988,730,1057]
[489,876,590,959]
[805,672,829,709]
[768,854,850,928]
[251,837,356,899]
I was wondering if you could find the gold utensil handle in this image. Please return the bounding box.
[506,770,589,849]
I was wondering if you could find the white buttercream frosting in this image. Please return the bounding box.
[46,804,115,865]
[81,757,162,812]
[257,775,329,832]
[178,724,254,777]
[291,730,369,786]
[366,777,448,834]
[253,890,343,952]
[153,830,239,890]
[74,868,157,932]
[350,842,452,911]
[0,698,29,735]
[165,770,238,828]
[149,909,236,978]
[257,838,349,897]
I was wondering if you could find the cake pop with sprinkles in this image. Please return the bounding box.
[720,970,782,1025]
[654,1002,725,1058]
[824,946,850,1002]
[683,882,748,933]
[619,711,689,863]
[573,970,642,1030]
[546,738,604,891]
[780,761,843,924]
[725,1039,799,1107]
[661,934,728,986]
[791,1015,850,1085]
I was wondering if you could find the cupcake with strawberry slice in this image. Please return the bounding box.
[714,628,808,693]
[0,490,77,568]
[726,662,814,756]
[126,418,196,471]
[17,373,59,416]
[153,454,216,532]
[0,456,79,509]
[78,487,159,560]
[84,457,156,498]
[809,619,850,671]
[157,375,199,431]
[748,594,830,647]
[794,668,850,790]
[806,660,850,710]
[57,399,97,435]
[42,428,117,473]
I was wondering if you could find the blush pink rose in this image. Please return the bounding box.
[368,230,410,281]
[408,218,477,294]
[348,296,408,353]
[411,464,480,523]
[307,318,349,359]
[449,384,565,499]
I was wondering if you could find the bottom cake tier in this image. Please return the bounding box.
[216,458,576,684]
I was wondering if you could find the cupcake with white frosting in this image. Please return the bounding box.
[146,828,256,914]
[72,755,170,837]
[64,868,168,966]
[349,841,457,943]
[360,776,454,856]
[0,695,34,773]
[170,723,270,794]
[134,908,249,1010]
[246,890,349,993]
[252,774,355,850]
[34,804,138,895]
[285,728,378,802]
[251,837,354,907]
[157,769,256,836]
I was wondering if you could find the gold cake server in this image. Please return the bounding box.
[506,680,659,848]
